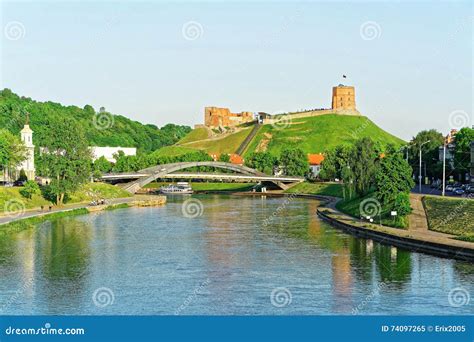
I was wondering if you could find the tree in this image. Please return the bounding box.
[18,169,28,182]
[245,152,278,174]
[37,117,92,205]
[374,148,414,208]
[218,153,231,163]
[392,192,412,217]
[409,129,444,179]
[0,129,27,180]
[93,156,113,174]
[352,137,378,196]
[319,145,352,180]
[280,148,308,176]
[453,127,474,179]
[20,180,41,199]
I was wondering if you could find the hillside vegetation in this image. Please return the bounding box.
[423,196,474,241]
[244,114,404,156]
[179,127,254,154]
[168,114,405,158]
[0,89,191,153]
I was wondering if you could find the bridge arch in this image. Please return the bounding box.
[121,161,270,193]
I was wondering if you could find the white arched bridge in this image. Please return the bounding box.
[100,161,304,194]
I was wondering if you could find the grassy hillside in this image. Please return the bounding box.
[0,89,191,152]
[177,127,210,144]
[180,127,254,154]
[244,114,404,156]
[167,114,404,159]
[151,145,202,158]
[0,183,130,214]
[423,196,474,241]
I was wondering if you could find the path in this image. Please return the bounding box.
[0,197,139,226]
[409,193,459,239]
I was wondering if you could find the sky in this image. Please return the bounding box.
[1,0,472,140]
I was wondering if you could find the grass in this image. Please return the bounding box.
[336,192,408,229]
[244,114,405,157]
[0,187,51,210]
[183,127,254,154]
[0,208,89,236]
[144,182,256,192]
[67,182,131,204]
[423,196,474,240]
[152,145,202,158]
[177,127,210,144]
[284,182,343,197]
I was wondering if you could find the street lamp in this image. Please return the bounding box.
[442,134,450,197]
[419,140,430,194]
[400,145,409,162]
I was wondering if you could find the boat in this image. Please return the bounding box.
[159,182,193,194]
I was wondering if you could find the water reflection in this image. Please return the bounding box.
[0,195,472,315]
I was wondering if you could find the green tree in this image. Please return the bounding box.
[0,129,27,180]
[37,117,92,205]
[409,129,444,179]
[392,192,412,217]
[352,137,378,196]
[93,156,113,174]
[20,180,41,199]
[245,152,278,174]
[218,153,231,163]
[374,148,414,208]
[453,127,474,179]
[319,145,352,180]
[280,148,308,176]
[18,169,28,182]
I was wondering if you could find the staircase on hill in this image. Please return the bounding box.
[236,122,261,156]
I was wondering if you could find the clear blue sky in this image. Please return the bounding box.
[1,1,472,140]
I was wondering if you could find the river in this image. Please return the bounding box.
[0,195,472,315]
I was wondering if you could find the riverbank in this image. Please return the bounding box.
[0,195,166,235]
[317,201,474,262]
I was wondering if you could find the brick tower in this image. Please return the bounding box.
[332,85,356,111]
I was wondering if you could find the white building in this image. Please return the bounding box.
[18,117,35,180]
[90,146,136,163]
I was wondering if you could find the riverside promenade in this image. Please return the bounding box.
[0,196,165,226]
[317,195,474,262]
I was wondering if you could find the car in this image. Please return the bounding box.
[1,181,13,187]
[445,185,454,192]
[13,180,25,186]
[454,188,465,195]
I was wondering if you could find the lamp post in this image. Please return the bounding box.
[419,140,430,194]
[442,138,446,196]
[401,145,409,162]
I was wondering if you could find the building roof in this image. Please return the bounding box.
[209,153,244,165]
[307,153,324,165]
[20,124,33,133]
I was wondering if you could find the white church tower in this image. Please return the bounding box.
[19,113,35,180]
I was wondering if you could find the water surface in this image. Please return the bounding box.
[0,195,472,315]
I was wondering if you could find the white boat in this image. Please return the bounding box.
[159,182,193,194]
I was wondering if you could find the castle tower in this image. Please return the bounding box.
[19,113,35,180]
[332,85,356,111]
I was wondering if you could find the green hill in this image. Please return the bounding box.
[0,89,191,153]
[167,114,404,158]
[244,114,404,156]
[176,126,254,154]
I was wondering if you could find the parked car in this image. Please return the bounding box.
[454,188,465,195]
[13,180,25,186]
[445,185,454,192]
